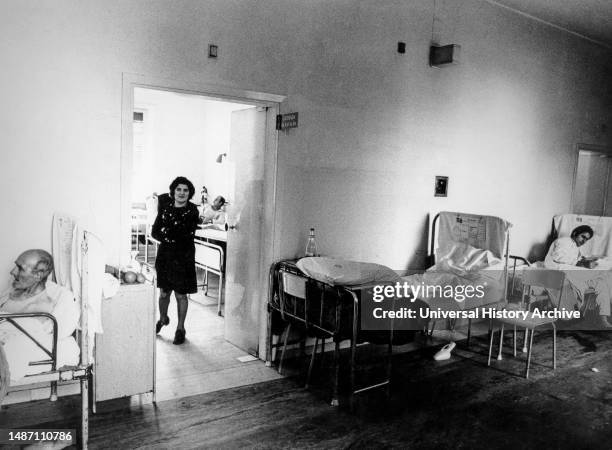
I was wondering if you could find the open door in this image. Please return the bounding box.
[572,149,612,215]
[224,107,267,355]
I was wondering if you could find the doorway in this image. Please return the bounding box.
[572,145,612,216]
[120,75,284,400]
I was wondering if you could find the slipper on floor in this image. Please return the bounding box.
[433,341,456,361]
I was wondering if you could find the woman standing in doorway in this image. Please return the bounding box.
[152,176,199,344]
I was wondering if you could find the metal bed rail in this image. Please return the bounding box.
[2,230,92,448]
[195,240,225,316]
[267,260,394,409]
[1,310,91,446]
[427,212,513,345]
[2,312,90,384]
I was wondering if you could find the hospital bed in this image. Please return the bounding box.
[267,259,427,408]
[514,213,612,330]
[0,230,94,449]
[403,211,514,344]
[195,238,225,316]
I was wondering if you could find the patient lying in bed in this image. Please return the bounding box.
[543,225,612,328]
[0,249,56,327]
[0,249,79,381]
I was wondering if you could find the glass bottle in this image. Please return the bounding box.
[125,250,142,273]
[305,228,318,257]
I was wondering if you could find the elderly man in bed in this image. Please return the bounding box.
[1,249,78,342]
[0,249,55,319]
[1,251,76,448]
[544,225,612,328]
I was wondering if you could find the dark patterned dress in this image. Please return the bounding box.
[152,201,199,294]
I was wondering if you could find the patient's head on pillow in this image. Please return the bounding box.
[9,249,54,298]
[571,225,594,247]
[212,195,226,211]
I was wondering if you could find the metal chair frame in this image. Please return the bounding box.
[488,268,565,378]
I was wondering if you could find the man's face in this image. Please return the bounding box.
[213,197,225,210]
[10,252,41,291]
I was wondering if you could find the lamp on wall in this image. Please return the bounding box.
[216,153,227,163]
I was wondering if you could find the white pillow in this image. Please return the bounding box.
[296,257,401,286]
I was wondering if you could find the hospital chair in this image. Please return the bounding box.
[488,268,565,378]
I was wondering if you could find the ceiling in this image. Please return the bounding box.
[490,0,612,48]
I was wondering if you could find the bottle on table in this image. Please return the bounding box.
[305,227,318,257]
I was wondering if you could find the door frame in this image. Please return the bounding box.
[570,143,612,214]
[120,72,285,358]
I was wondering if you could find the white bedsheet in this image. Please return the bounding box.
[403,242,506,310]
[3,333,79,382]
[535,261,612,318]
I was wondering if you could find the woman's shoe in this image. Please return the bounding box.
[433,341,456,361]
[173,328,186,345]
[156,316,170,334]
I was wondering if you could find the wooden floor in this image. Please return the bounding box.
[155,278,281,402]
[2,329,612,449]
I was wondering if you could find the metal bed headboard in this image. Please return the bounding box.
[429,211,512,302]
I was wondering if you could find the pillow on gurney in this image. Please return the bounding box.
[296,257,402,286]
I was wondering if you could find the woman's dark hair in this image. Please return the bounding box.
[571,225,594,240]
[169,176,195,200]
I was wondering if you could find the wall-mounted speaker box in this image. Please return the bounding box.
[429,44,461,67]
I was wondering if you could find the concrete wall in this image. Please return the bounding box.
[1,0,611,289]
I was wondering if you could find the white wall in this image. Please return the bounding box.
[275,0,612,268]
[1,0,611,289]
[133,88,249,203]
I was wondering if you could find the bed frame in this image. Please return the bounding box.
[0,230,92,449]
[426,212,516,344]
[195,239,225,316]
[267,260,401,409]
